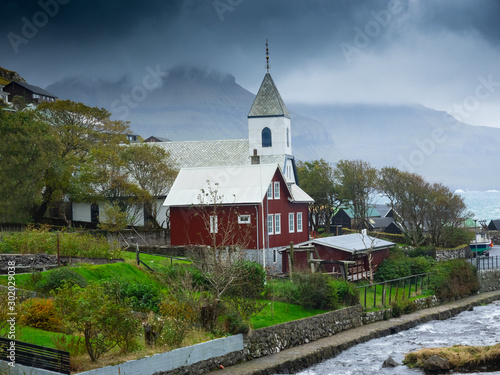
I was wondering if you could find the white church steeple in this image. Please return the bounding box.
[248,41,292,158]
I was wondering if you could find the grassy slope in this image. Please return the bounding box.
[251,301,328,329]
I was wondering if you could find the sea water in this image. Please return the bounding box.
[375,190,500,223]
[455,190,500,221]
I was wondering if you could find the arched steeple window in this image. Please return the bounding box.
[262,127,272,147]
[286,127,290,147]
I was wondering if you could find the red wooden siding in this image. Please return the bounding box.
[281,244,390,276]
[169,169,310,249]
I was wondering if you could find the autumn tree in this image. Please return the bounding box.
[32,100,130,223]
[121,143,178,228]
[0,111,57,222]
[297,159,344,233]
[334,159,377,230]
[378,167,469,246]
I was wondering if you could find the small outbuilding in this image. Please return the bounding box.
[281,233,395,281]
[488,219,500,231]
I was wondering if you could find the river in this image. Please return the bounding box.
[297,296,500,374]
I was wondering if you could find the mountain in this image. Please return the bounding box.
[46,66,500,191]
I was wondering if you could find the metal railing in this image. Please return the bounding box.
[468,256,500,271]
[356,273,433,310]
[0,337,70,374]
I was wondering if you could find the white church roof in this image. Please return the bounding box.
[164,164,313,207]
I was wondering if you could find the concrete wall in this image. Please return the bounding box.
[77,334,243,375]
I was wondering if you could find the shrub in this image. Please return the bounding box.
[429,259,480,301]
[328,279,359,308]
[20,298,62,332]
[292,272,332,310]
[390,295,416,317]
[102,279,162,313]
[143,312,165,347]
[226,260,266,299]
[55,282,139,361]
[374,256,434,282]
[35,267,87,294]
[265,278,299,303]
[51,334,87,356]
[159,296,197,348]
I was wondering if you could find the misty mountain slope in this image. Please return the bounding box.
[46,66,500,190]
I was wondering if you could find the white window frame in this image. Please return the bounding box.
[267,214,274,235]
[210,215,218,234]
[274,213,281,234]
[289,213,295,233]
[274,181,280,199]
[267,184,273,199]
[297,212,303,232]
[238,214,251,224]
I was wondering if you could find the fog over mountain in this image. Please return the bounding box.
[47,66,500,191]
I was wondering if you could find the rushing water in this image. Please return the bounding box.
[297,301,500,375]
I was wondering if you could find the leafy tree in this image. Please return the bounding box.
[426,183,470,247]
[334,159,377,229]
[55,282,139,361]
[297,159,344,233]
[121,143,178,228]
[379,167,469,246]
[378,167,430,246]
[11,95,27,111]
[33,100,130,223]
[0,111,57,222]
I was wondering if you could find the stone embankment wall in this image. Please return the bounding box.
[435,245,471,261]
[0,254,123,274]
[108,230,170,247]
[478,269,500,292]
[158,297,439,375]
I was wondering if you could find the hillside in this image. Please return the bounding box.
[46,66,500,190]
[0,66,26,85]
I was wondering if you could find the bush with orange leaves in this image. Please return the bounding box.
[20,298,63,332]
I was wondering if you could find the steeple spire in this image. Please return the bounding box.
[266,39,270,73]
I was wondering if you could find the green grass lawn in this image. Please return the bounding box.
[0,325,75,349]
[250,301,328,329]
[358,283,432,310]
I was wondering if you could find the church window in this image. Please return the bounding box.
[287,127,290,147]
[262,127,272,147]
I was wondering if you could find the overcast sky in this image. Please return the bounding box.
[2,0,500,128]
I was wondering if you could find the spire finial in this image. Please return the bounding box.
[266,39,270,73]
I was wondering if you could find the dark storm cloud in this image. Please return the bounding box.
[2,0,500,126]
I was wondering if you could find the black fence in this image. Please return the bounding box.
[468,256,500,271]
[356,273,433,310]
[0,337,70,374]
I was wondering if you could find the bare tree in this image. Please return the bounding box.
[188,181,255,300]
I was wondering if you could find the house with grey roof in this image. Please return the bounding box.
[4,81,57,105]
